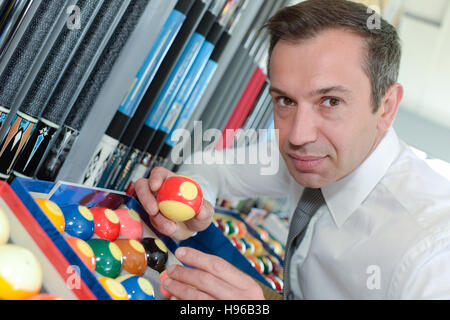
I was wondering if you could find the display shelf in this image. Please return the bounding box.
[7,177,182,300]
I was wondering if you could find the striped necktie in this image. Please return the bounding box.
[283,188,325,300]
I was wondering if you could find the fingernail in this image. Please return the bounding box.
[163,277,172,289]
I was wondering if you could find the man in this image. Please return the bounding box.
[135,0,450,299]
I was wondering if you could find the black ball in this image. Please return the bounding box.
[140,238,168,273]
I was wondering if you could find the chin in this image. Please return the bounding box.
[289,167,331,189]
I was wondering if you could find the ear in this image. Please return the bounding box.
[376,83,404,132]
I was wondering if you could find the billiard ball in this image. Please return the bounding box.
[87,239,123,278]
[140,238,168,273]
[0,244,43,300]
[213,218,229,234]
[98,277,128,300]
[117,275,155,300]
[65,237,96,272]
[0,208,10,245]
[229,236,245,254]
[27,294,61,300]
[113,239,147,276]
[225,220,237,236]
[157,175,203,222]
[265,274,283,293]
[247,237,264,256]
[115,208,143,240]
[258,256,273,275]
[61,205,95,240]
[159,271,172,299]
[233,220,248,237]
[247,255,264,274]
[90,207,120,241]
[240,238,254,255]
[268,239,284,258]
[266,255,281,275]
[35,198,65,234]
[255,226,269,242]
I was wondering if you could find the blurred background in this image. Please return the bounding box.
[355,0,450,179]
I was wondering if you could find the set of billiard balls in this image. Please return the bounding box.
[34,198,172,300]
[213,214,285,294]
[0,208,60,300]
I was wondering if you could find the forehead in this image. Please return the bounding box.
[269,28,370,93]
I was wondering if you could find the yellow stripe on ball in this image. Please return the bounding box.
[158,201,196,222]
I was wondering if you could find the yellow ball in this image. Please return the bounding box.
[0,208,10,245]
[98,277,128,300]
[35,199,65,234]
[0,244,43,300]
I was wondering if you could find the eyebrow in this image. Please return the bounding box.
[269,85,352,98]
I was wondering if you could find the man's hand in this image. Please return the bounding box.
[134,167,214,240]
[162,247,265,300]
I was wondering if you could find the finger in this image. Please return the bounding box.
[134,178,159,216]
[165,264,239,300]
[162,277,215,300]
[149,213,177,236]
[184,200,214,232]
[148,167,175,193]
[174,247,256,291]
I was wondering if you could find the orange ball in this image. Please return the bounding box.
[65,237,96,273]
[113,239,147,276]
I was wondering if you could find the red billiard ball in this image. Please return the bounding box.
[90,207,120,241]
[115,208,143,240]
[159,271,172,299]
[265,274,283,293]
[157,175,203,222]
[113,239,147,276]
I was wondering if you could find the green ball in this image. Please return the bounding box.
[87,239,123,278]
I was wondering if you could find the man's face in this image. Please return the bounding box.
[269,29,386,188]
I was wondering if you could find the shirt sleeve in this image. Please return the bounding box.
[176,139,292,206]
[394,228,450,299]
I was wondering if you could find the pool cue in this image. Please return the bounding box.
[0,0,102,179]
[35,0,150,182]
[80,0,201,187]
[93,0,214,189]
[11,0,128,178]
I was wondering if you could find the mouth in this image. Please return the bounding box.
[288,153,328,171]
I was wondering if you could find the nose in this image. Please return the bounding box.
[288,105,319,147]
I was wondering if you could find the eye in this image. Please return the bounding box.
[322,97,341,108]
[276,96,295,107]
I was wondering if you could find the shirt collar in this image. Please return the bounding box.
[321,127,402,228]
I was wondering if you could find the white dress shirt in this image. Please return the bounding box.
[178,127,450,299]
